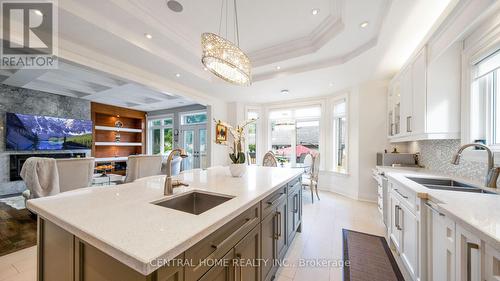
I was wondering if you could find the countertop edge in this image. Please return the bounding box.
[382,168,500,252]
[28,170,303,276]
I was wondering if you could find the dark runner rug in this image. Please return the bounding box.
[0,202,37,256]
[343,229,404,281]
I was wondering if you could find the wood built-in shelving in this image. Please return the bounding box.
[91,102,147,174]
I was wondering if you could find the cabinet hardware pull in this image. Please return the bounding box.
[395,205,403,231]
[210,217,257,250]
[466,242,479,281]
[424,202,444,216]
[266,193,285,206]
[273,213,279,240]
[398,206,404,231]
[394,189,409,199]
[406,116,412,133]
[394,205,400,230]
[293,194,299,213]
[277,212,282,238]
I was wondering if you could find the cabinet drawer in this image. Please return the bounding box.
[261,186,286,219]
[288,178,301,196]
[391,182,416,212]
[185,203,260,281]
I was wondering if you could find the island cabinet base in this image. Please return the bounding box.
[36,176,302,281]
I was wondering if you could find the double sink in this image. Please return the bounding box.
[406,177,496,194]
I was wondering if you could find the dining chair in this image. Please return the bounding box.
[302,153,320,203]
[303,153,313,174]
[247,152,257,165]
[21,157,95,203]
[262,151,278,167]
[125,155,162,183]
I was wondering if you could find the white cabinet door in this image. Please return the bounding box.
[411,48,427,135]
[400,67,413,135]
[400,203,418,280]
[484,244,500,281]
[390,192,403,252]
[456,224,481,281]
[428,202,456,281]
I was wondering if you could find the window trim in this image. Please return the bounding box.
[245,108,260,165]
[180,110,208,125]
[147,115,174,155]
[331,96,348,174]
[461,20,500,162]
[267,104,322,166]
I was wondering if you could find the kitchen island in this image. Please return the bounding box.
[27,166,303,281]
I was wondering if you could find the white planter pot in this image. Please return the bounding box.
[229,163,247,177]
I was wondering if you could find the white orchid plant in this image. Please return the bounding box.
[214,118,258,164]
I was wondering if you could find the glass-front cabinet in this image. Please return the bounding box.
[388,80,401,137]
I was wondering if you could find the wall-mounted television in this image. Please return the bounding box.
[5,112,93,151]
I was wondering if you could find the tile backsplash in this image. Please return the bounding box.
[408,139,488,184]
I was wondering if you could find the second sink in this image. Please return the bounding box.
[153,191,234,215]
[406,177,496,194]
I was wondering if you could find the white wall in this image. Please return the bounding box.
[357,81,391,201]
[208,100,230,167]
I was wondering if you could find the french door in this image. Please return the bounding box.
[181,125,207,170]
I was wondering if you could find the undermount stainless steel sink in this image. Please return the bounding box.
[406,177,496,194]
[153,191,234,215]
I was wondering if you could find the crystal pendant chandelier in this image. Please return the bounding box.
[201,0,251,86]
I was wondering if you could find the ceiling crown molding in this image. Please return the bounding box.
[248,0,345,67]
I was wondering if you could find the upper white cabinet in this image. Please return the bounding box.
[388,43,461,142]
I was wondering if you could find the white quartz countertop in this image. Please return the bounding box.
[27,166,302,276]
[380,167,500,251]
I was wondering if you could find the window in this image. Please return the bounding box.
[333,99,347,173]
[181,112,207,125]
[269,106,320,165]
[470,49,500,146]
[246,110,258,164]
[148,117,174,155]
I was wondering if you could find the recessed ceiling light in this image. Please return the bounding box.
[360,21,369,28]
[144,33,153,39]
[281,89,289,95]
[329,82,334,87]
[311,9,320,15]
[175,73,181,78]
[34,10,43,16]
[203,67,208,71]
[276,66,281,70]
[167,0,183,13]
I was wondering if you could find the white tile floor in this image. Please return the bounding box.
[0,190,387,281]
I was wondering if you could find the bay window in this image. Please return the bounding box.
[269,106,320,165]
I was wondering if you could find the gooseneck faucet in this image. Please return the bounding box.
[164,148,189,195]
[451,143,500,188]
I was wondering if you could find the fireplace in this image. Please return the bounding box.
[9,152,87,181]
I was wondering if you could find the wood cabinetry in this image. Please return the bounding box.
[234,226,261,281]
[91,102,147,174]
[37,175,303,281]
